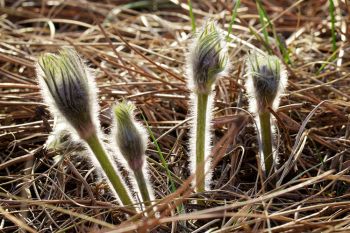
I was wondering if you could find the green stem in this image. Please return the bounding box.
[195,93,209,193]
[134,169,151,207]
[259,110,273,175]
[85,133,135,210]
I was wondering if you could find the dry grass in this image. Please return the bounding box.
[0,0,350,232]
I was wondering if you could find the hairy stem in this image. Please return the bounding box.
[258,110,273,175]
[85,133,135,210]
[134,169,151,207]
[195,93,209,192]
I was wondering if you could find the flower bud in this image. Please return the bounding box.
[186,20,229,94]
[36,48,99,140]
[113,101,148,171]
[245,52,288,114]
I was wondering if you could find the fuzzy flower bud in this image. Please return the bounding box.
[245,51,288,174]
[113,101,148,171]
[36,48,98,140]
[113,101,154,207]
[186,20,229,94]
[245,52,288,114]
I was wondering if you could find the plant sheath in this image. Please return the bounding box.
[259,110,273,175]
[85,133,134,210]
[196,93,209,192]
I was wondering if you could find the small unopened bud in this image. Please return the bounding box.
[36,48,98,140]
[245,52,288,114]
[186,20,229,94]
[245,51,288,174]
[113,101,148,171]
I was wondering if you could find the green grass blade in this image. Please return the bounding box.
[329,0,337,52]
[317,49,338,74]
[256,0,269,45]
[141,114,177,193]
[188,0,196,32]
[248,25,272,53]
[141,114,185,215]
[276,34,291,64]
[226,0,241,41]
[255,0,291,64]
[316,1,337,73]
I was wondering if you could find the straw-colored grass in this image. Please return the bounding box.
[0,0,349,232]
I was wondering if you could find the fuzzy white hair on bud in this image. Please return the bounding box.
[36,48,136,210]
[245,51,288,174]
[186,20,230,94]
[112,101,154,207]
[112,101,148,171]
[185,19,230,192]
[36,47,100,140]
[245,51,288,115]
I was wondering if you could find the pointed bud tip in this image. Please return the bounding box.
[245,51,288,113]
[36,47,97,140]
[113,101,147,171]
[187,20,229,94]
[114,101,136,124]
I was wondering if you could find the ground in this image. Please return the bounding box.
[0,0,350,232]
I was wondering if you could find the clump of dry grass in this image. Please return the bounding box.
[0,0,349,232]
